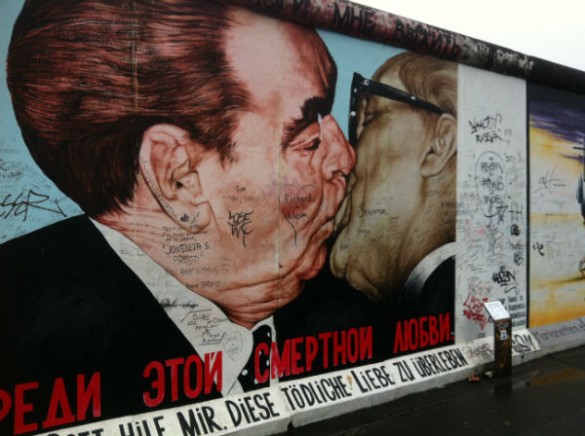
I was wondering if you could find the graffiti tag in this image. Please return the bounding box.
[534,167,565,194]
[463,293,489,330]
[228,211,253,247]
[0,189,66,222]
[468,113,512,144]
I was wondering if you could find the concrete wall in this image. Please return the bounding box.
[1,1,584,435]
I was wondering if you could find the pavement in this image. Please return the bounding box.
[279,345,585,435]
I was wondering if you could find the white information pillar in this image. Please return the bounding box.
[485,301,512,377]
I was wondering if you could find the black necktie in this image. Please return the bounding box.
[238,325,271,391]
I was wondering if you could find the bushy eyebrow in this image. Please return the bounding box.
[281,96,332,147]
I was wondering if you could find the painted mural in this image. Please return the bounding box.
[529,83,585,327]
[0,1,549,435]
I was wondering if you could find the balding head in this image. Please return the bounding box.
[331,52,458,303]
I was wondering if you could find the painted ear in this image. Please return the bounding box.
[138,124,213,232]
[420,113,457,178]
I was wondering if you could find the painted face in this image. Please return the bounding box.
[331,69,432,300]
[196,12,355,293]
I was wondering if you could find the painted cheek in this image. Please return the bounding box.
[279,184,322,234]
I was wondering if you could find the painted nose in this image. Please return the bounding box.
[321,115,356,180]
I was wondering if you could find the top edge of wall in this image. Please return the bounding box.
[224,0,585,94]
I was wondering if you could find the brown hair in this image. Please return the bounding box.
[7,0,249,216]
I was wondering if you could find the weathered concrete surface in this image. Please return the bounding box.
[280,344,585,435]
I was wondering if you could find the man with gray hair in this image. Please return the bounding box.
[331,52,458,316]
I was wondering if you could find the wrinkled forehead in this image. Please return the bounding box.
[226,9,334,104]
[284,22,334,75]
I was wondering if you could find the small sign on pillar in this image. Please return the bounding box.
[484,300,512,377]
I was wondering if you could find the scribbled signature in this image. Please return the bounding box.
[484,203,508,225]
[534,167,565,194]
[475,131,503,143]
[227,211,253,247]
[180,309,225,345]
[0,189,66,221]
[159,298,197,311]
[469,114,503,134]
[468,113,512,145]
[492,266,518,295]
[532,242,544,257]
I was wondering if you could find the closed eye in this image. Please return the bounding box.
[304,138,321,151]
[362,112,375,128]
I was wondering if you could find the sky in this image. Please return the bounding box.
[352,0,585,73]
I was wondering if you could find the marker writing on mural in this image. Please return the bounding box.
[492,266,518,295]
[469,114,503,134]
[228,211,253,247]
[331,2,376,36]
[159,298,198,311]
[475,151,508,227]
[463,293,489,330]
[579,258,585,277]
[534,166,565,194]
[0,159,22,179]
[468,113,512,144]
[358,206,387,218]
[532,242,545,256]
[513,251,524,266]
[484,203,508,225]
[0,189,66,221]
[508,202,523,223]
[391,18,461,57]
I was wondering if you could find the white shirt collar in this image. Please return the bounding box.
[401,242,457,301]
[90,219,276,396]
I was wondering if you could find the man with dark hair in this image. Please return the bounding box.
[331,52,458,315]
[8,0,249,217]
[1,1,357,433]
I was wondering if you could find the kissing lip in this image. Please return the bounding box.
[333,195,350,232]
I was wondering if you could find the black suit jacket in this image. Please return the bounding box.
[0,216,221,435]
[0,216,386,435]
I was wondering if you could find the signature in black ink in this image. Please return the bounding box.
[159,298,197,311]
[485,203,508,225]
[493,266,515,286]
[535,167,565,194]
[493,266,518,295]
[480,157,504,175]
[508,202,523,224]
[0,159,22,179]
[532,242,544,256]
[179,309,225,345]
[469,114,503,134]
[228,211,253,247]
[513,251,524,266]
[481,176,504,193]
[468,114,512,145]
[476,131,503,143]
[358,206,387,218]
[0,189,66,222]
